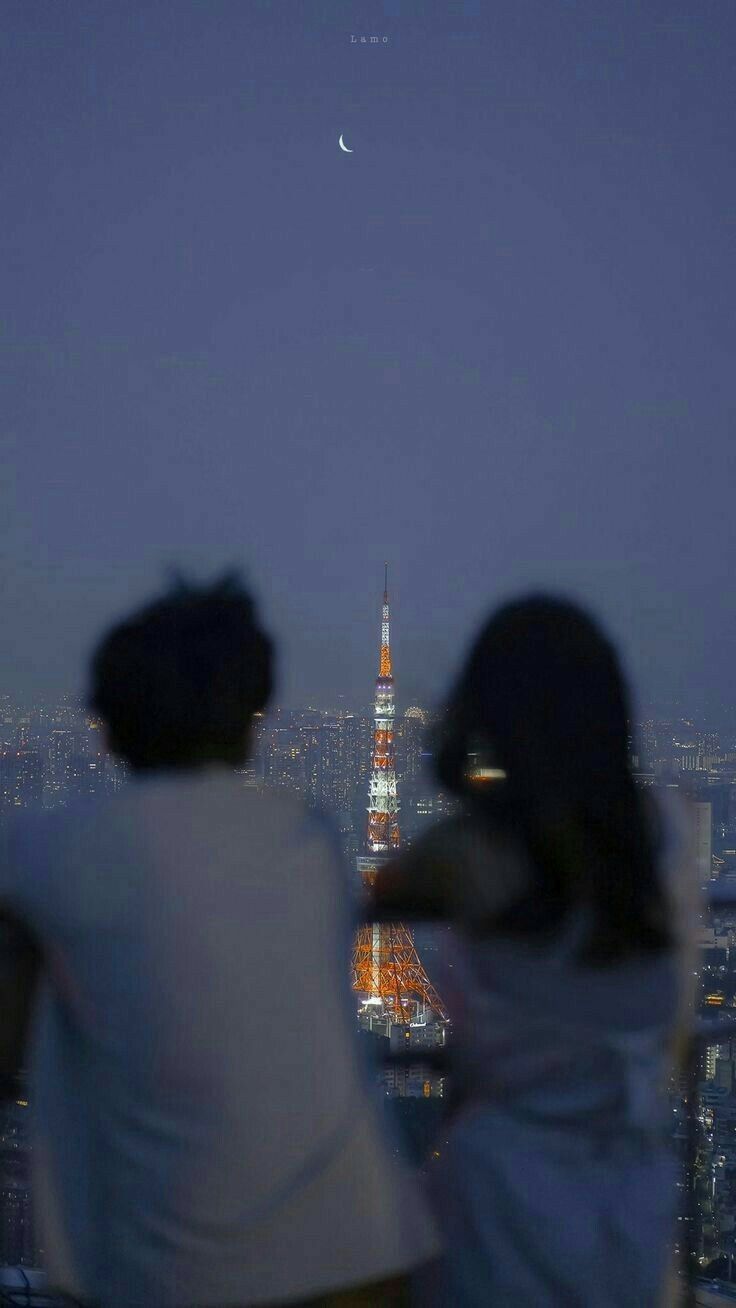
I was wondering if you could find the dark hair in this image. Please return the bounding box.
[435,595,669,964]
[89,572,273,772]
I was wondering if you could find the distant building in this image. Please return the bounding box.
[397,708,427,787]
[68,752,107,800]
[0,751,44,811]
[47,729,75,801]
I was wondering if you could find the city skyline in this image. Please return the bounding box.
[4,682,736,733]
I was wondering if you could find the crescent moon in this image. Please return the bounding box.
[338,134,353,153]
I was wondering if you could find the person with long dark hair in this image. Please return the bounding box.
[373,595,696,1307]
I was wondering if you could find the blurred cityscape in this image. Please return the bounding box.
[3,693,736,1300]
[0,694,456,856]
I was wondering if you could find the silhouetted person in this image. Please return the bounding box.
[0,575,437,1308]
[373,595,696,1308]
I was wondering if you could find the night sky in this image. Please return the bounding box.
[3,1,735,715]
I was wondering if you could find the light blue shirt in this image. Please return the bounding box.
[2,771,437,1306]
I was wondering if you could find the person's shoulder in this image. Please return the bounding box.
[127,771,309,830]
[1,805,80,914]
[231,783,320,833]
[218,783,342,858]
[8,792,124,852]
[6,804,68,860]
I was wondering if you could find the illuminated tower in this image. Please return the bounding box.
[352,568,446,1025]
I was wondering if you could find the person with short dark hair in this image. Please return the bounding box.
[374,595,696,1308]
[89,573,273,772]
[0,574,437,1308]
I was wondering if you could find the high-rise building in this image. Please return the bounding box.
[263,722,305,794]
[397,707,427,787]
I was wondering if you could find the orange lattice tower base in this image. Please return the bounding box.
[353,919,447,1024]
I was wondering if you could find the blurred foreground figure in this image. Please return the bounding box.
[374,596,695,1308]
[0,575,437,1308]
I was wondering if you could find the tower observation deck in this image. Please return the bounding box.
[351,568,447,1025]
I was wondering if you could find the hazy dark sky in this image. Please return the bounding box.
[3,0,735,715]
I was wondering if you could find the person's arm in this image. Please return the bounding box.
[370,814,529,929]
[0,908,41,1097]
[369,819,465,920]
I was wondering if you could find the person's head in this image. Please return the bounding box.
[89,572,273,773]
[436,594,669,962]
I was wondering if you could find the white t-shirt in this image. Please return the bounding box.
[2,770,438,1307]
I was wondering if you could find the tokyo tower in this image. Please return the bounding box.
[352,567,447,1025]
